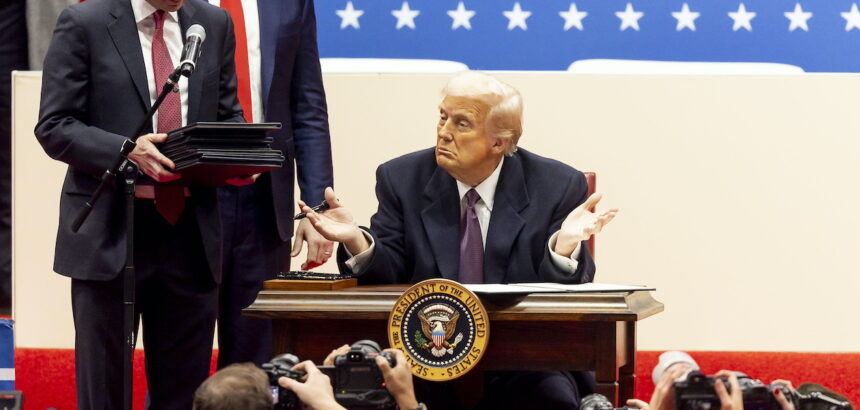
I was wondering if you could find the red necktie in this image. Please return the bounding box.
[219,0,253,122]
[458,189,484,284]
[152,10,185,225]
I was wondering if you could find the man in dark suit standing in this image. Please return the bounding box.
[299,71,618,409]
[210,0,334,368]
[35,0,245,408]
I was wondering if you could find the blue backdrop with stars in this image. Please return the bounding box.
[315,0,860,72]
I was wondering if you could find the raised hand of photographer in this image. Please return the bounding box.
[322,344,350,366]
[278,361,345,410]
[299,187,370,255]
[714,370,743,410]
[626,399,650,410]
[771,380,796,410]
[554,193,618,256]
[649,364,691,410]
[377,349,419,410]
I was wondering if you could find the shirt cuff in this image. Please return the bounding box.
[547,231,581,274]
[343,230,375,273]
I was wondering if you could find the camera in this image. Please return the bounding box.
[319,340,397,410]
[674,370,794,410]
[580,393,638,410]
[261,353,305,410]
[674,370,851,410]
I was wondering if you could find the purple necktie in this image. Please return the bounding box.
[151,10,185,224]
[458,189,483,284]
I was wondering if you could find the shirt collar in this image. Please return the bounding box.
[131,0,180,25]
[456,156,504,212]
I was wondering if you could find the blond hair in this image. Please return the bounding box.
[442,71,523,155]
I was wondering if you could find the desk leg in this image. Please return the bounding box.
[619,321,636,402]
[594,322,619,404]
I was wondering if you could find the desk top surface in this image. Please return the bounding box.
[246,284,663,322]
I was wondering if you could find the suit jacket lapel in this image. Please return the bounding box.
[108,0,149,114]
[420,167,461,280]
[179,1,205,124]
[256,0,281,109]
[484,154,528,284]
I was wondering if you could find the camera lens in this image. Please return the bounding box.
[351,339,382,353]
[270,353,300,368]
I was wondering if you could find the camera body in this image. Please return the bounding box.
[318,340,397,410]
[674,370,797,410]
[261,354,306,410]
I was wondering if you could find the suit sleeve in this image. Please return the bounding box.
[291,0,333,205]
[337,163,409,284]
[217,8,245,123]
[537,171,596,283]
[34,7,128,177]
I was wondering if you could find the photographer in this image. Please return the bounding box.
[193,363,273,410]
[278,361,345,410]
[625,357,798,410]
[279,346,423,410]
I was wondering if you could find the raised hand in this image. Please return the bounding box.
[299,187,370,255]
[278,360,345,410]
[554,193,618,256]
[714,370,744,410]
[648,363,691,410]
[377,349,418,410]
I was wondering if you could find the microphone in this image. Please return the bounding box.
[178,24,206,77]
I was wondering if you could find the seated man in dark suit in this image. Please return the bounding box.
[298,71,617,409]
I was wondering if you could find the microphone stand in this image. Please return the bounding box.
[72,66,184,410]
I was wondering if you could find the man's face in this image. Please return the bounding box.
[436,96,505,184]
[146,0,185,12]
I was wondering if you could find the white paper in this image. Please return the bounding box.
[464,282,654,295]
[463,284,563,294]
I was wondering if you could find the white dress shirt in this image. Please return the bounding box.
[208,0,264,122]
[345,157,583,275]
[131,0,189,129]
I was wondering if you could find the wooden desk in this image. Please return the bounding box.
[246,285,663,405]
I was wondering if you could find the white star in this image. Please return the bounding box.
[784,3,812,32]
[671,3,700,31]
[841,3,860,31]
[559,3,588,31]
[503,2,532,31]
[728,3,756,32]
[447,2,476,30]
[392,2,420,30]
[615,3,644,31]
[336,1,364,30]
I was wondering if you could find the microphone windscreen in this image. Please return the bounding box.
[187,24,206,42]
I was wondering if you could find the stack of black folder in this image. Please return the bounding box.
[161,122,284,186]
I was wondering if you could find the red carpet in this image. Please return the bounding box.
[14,349,859,409]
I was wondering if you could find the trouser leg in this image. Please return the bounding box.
[71,277,127,410]
[135,200,218,410]
[217,184,283,368]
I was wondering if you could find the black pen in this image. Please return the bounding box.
[294,200,331,220]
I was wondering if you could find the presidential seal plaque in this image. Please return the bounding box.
[388,279,490,381]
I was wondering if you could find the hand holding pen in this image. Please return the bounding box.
[294,199,331,220]
[295,187,371,256]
